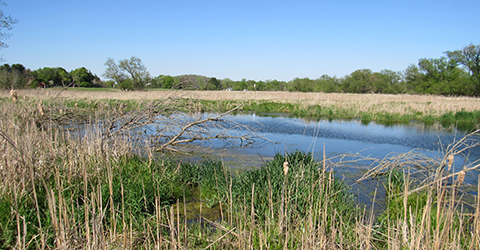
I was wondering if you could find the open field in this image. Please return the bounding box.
[3,88,480,114]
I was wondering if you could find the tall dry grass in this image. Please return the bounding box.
[3,88,480,116]
[0,95,479,249]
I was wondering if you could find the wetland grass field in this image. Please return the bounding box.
[1,89,480,249]
[5,88,480,127]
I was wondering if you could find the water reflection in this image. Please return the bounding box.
[168,112,479,186]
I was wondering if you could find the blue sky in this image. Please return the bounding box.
[2,0,479,81]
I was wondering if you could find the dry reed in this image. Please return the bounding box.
[3,88,480,115]
[0,95,479,249]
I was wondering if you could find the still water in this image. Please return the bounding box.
[175,113,478,173]
[167,112,480,206]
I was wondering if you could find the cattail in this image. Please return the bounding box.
[10,87,17,103]
[447,154,454,171]
[283,161,289,176]
[37,101,44,116]
[457,170,465,185]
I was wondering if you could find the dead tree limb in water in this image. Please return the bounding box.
[153,105,256,152]
[101,98,265,153]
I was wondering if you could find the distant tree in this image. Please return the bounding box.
[255,80,265,91]
[313,74,341,93]
[170,74,203,89]
[118,78,134,91]
[342,69,374,93]
[404,64,423,93]
[380,70,407,94]
[32,67,69,87]
[264,79,286,91]
[161,75,175,89]
[446,44,480,95]
[221,78,234,90]
[103,58,126,86]
[287,78,314,92]
[0,63,30,89]
[91,76,105,87]
[0,1,18,50]
[207,77,221,90]
[104,80,115,88]
[119,56,150,90]
[245,80,257,91]
[416,57,465,95]
[233,79,247,91]
[70,67,95,87]
[103,56,150,90]
[10,63,25,73]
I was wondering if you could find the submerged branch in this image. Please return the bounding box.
[97,100,266,153]
[155,105,244,151]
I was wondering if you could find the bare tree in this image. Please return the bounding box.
[0,1,17,50]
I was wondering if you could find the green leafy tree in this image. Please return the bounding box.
[207,77,221,90]
[446,44,480,95]
[404,64,423,93]
[233,79,247,91]
[313,74,341,93]
[171,74,207,90]
[245,80,257,91]
[255,80,265,91]
[103,56,150,90]
[264,79,286,91]
[221,78,234,90]
[161,75,175,89]
[104,80,115,88]
[416,57,464,95]
[378,70,404,94]
[288,77,314,92]
[70,67,95,87]
[32,67,69,87]
[342,69,374,93]
[118,78,134,90]
[118,56,150,90]
[103,58,126,85]
[0,63,30,89]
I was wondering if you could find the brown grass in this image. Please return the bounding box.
[2,89,480,115]
[1,92,479,249]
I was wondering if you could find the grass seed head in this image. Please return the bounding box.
[37,102,44,116]
[10,88,17,103]
[457,170,465,185]
[283,161,289,176]
[447,154,454,171]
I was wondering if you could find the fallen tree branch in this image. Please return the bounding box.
[156,106,244,151]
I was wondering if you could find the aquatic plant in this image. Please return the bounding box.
[1,93,479,249]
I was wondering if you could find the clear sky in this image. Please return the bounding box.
[2,0,479,81]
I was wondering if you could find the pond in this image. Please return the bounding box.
[162,112,480,208]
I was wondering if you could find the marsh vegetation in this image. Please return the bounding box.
[0,90,479,249]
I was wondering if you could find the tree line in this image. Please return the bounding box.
[0,64,104,89]
[2,44,479,96]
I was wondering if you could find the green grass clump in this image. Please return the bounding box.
[373,169,477,249]
[231,151,357,235]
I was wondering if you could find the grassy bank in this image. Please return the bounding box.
[3,89,480,129]
[0,95,479,249]
[199,99,480,129]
